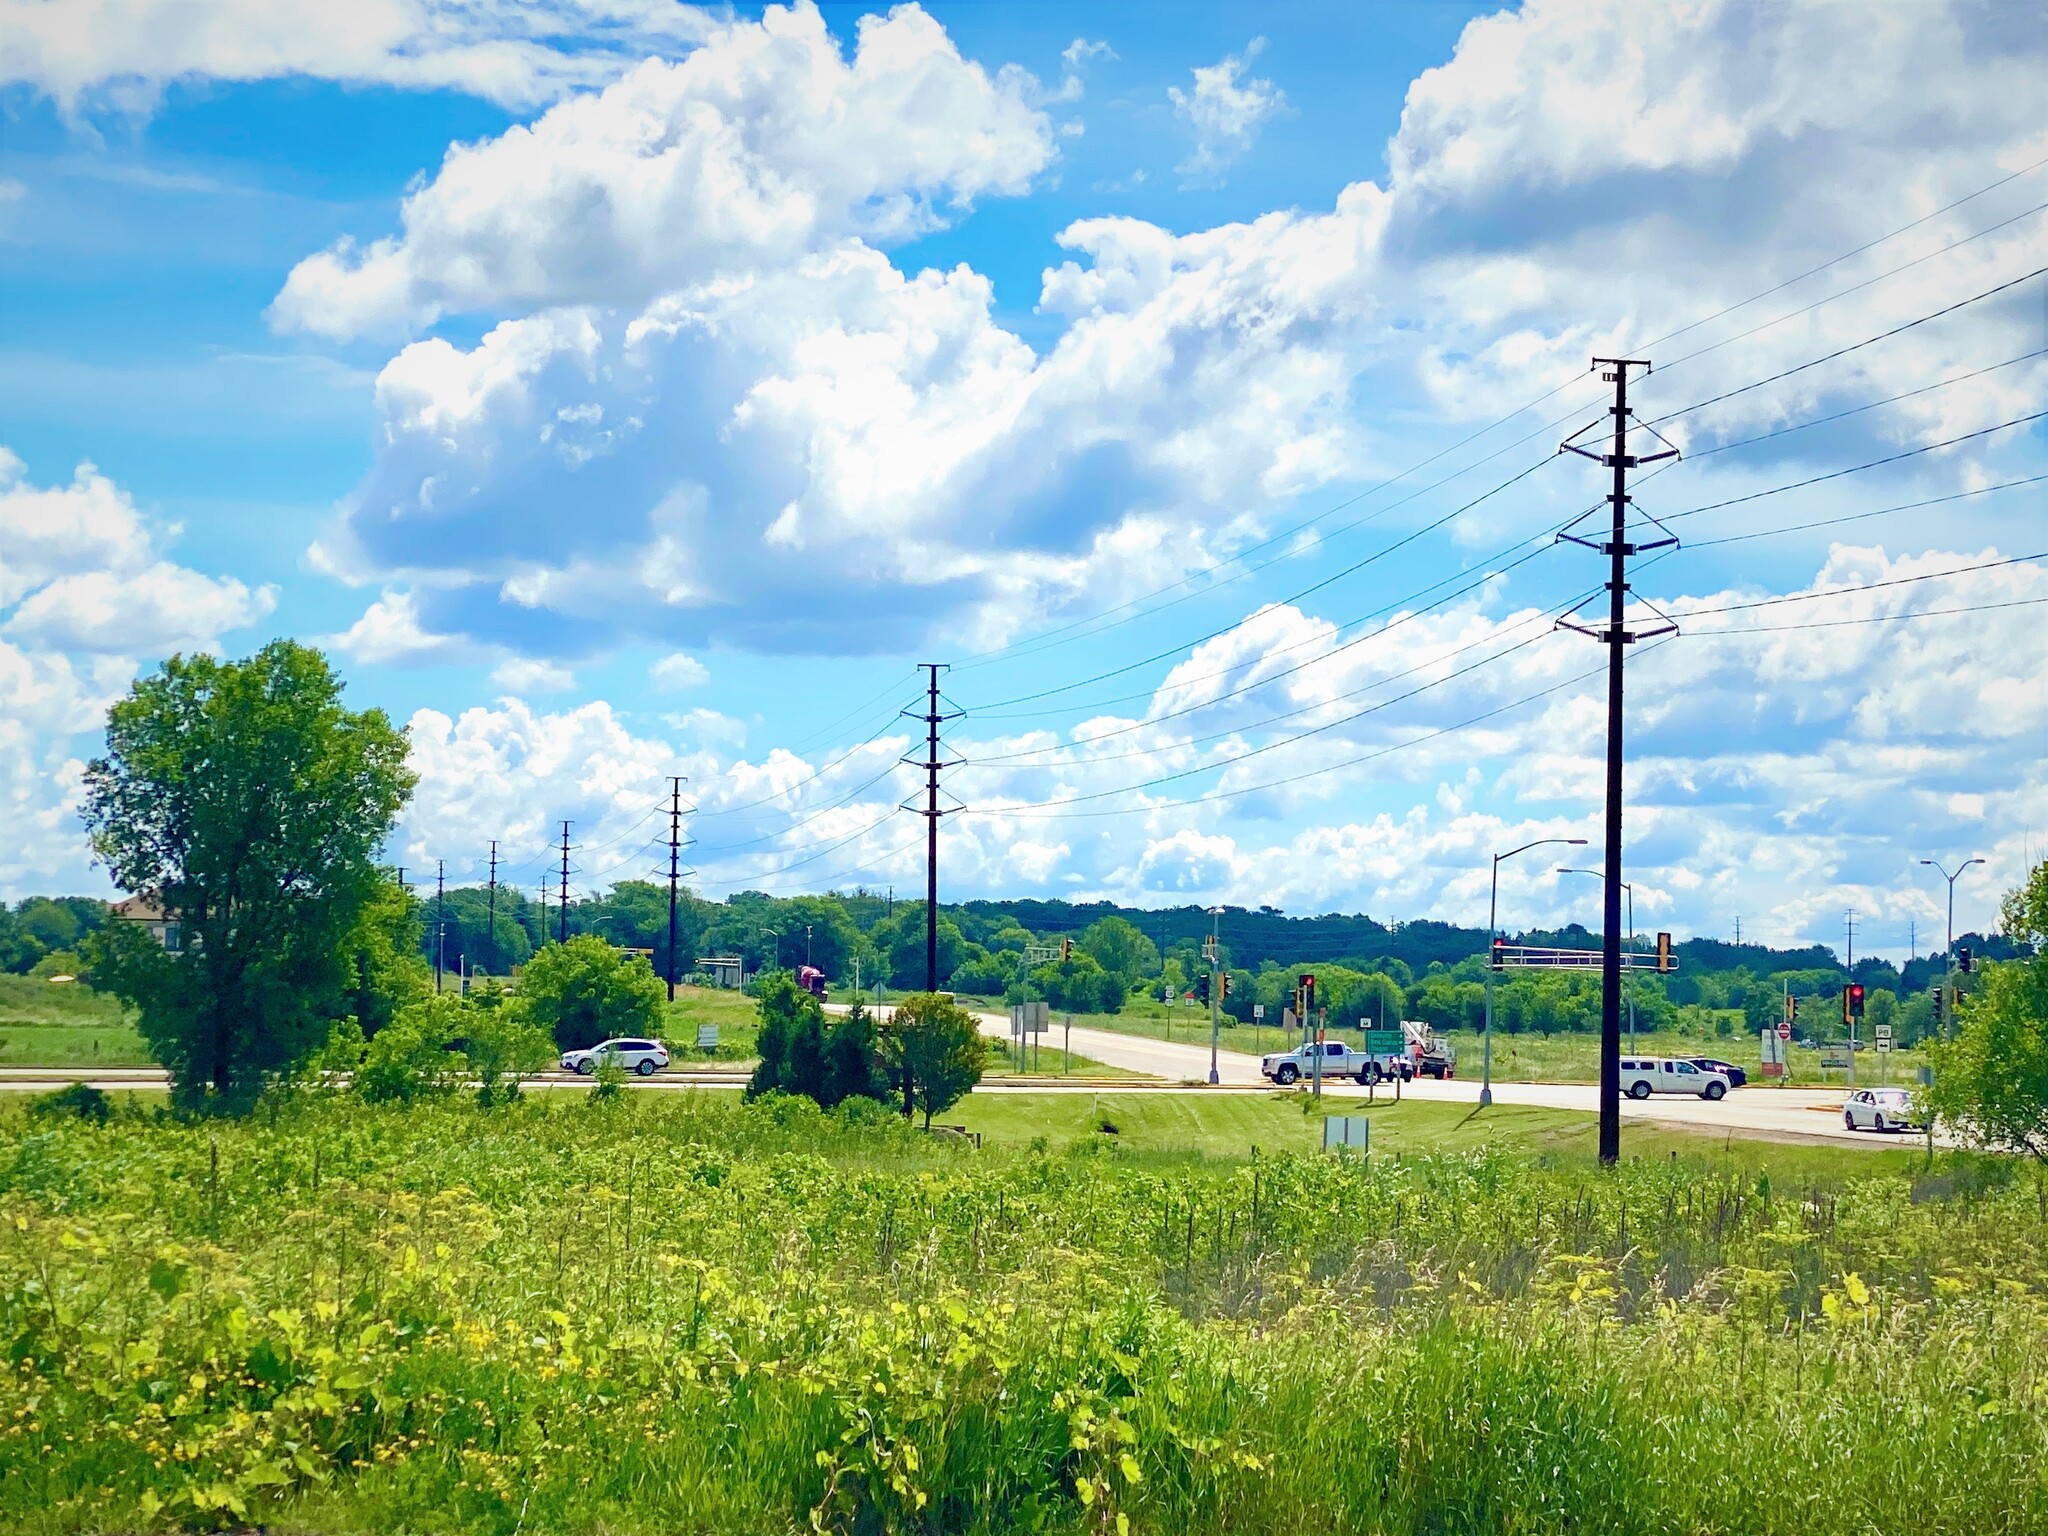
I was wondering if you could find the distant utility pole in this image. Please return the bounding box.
[904,663,962,993]
[1909,919,1917,964]
[1844,909,1857,973]
[434,859,446,995]
[557,821,573,944]
[486,840,498,977]
[1558,356,1679,1168]
[666,777,690,1002]
[1733,916,1741,946]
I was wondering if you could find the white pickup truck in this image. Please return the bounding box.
[1261,1039,1411,1087]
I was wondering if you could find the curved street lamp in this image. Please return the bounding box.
[1482,837,1587,1107]
[1559,867,1634,1053]
[1920,857,1984,1038]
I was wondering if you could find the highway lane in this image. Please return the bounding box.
[911,1006,1915,1149]
[2,1026,1917,1148]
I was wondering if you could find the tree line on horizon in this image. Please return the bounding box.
[15,636,2043,1122]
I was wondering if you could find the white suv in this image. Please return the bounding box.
[1620,1056,1731,1101]
[560,1038,670,1077]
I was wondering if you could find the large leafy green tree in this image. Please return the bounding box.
[1029,951,1125,1013]
[1926,860,2048,1162]
[825,1000,890,1106]
[82,642,414,1113]
[1078,916,1158,986]
[868,904,968,989]
[516,935,667,1050]
[347,875,432,1038]
[881,992,988,1127]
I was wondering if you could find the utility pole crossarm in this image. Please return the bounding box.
[905,663,964,995]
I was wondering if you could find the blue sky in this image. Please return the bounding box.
[2,0,2044,956]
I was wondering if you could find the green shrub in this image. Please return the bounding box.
[28,1082,111,1123]
[517,934,665,1050]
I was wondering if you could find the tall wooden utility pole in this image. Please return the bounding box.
[1559,357,1679,1166]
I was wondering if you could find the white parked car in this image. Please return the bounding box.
[1620,1056,1731,1101]
[560,1038,670,1077]
[1844,1087,1920,1133]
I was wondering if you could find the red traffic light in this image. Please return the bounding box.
[1846,983,1866,1020]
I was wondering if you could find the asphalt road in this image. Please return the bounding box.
[1,1011,1920,1151]
[960,1007,1914,1150]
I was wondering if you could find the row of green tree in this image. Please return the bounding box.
[745,977,988,1128]
[35,637,2033,1114]
[389,881,2017,1033]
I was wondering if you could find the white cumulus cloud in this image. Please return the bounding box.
[270,2,1057,340]
[1169,38,1285,182]
[0,0,718,116]
[0,449,276,894]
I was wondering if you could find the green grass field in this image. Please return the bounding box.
[2,1087,2037,1534]
[0,975,150,1067]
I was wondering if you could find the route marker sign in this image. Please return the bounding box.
[1874,1023,1893,1053]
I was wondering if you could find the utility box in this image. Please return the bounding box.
[1321,1116,1370,1153]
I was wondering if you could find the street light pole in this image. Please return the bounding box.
[1559,868,1634,1052]
[1920,857,1984,1039]
[1484,837,1586,1108]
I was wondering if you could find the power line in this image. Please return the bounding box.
[965,455,1561,714]
[1683,346,2048,460]
[948,156,2048,680]
[1687,473,2048,548]
[983,644,1622,822]
[1662,412,2048,523]
[966,273,2047,729]
[972,552,2034,822]
[1652,199,2048,374]
[1672,551,2044,620]
[1637,150,2048,354]
[1685,594,2048,636]
[690,690,921,820]
[1644,263,2048,426]
[963,600,1571,770]
[690,758,907,856]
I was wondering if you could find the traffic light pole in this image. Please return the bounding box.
[1559,358,1677,1168]
[1205,907,1222,1086]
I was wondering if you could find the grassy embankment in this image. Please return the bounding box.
[2,1087,2039,1534]
[0,975,149,1067]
